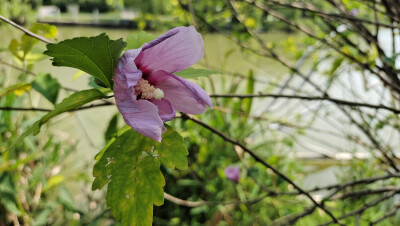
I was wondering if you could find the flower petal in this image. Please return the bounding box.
[149,70,212,115]
[135,26,204,74]
[113,81,164,142]
[114,49,143,89]
[149,98,176,122]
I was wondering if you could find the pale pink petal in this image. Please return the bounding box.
[134,26,204,74]
[148,70,212,115]
[114,49,143,89]
[113,81,164,142]
[149,98,176,122]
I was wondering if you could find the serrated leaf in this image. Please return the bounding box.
[44,33,126,88]
[92,129,164,226]
[32,73,61,104]
[126,31,156,50]
[93,126,188,225]
[16,89,106,143]
[175,68,220,79]
[155,126,188,170]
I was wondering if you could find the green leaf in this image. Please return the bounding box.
[21,23,58,56]
[42,175,65,192]
[9,23,58,61]
[44,33,126,88]
[175,68,220,79]
[0,82,31,98]
[93,126,189,225]
[242,70,254,114]
[126,31,156,50]
[104,114,119,142]
[32,73,61,104]
[92,129,164,226]
[0,172,21,216]
[16,89,106,143]
[155,126,188,170]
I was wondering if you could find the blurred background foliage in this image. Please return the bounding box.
[1,0,400,225]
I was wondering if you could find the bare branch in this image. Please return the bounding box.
[319,191,399,226]
[210,93,400,114]
[0,102,114,112]
[179,113,343,225]
[0,15,55,44]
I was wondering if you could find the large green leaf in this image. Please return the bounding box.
[92,129,163,226]
[155,126,188,170]
[44,33,126,88]
[175,68,220,79]
[32,73,61,104]
[92,127,189,226]
[17,89,106,143]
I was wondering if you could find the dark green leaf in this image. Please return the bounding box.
[93,126,188,225]
[175,68,220,79]
[104,114,119,142]
[32,73,61,104]
[155,126,188,170]
[16,89,106,143]
[44,33,126,88]
[92,129,164,226]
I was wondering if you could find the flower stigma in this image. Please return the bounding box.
[134,78,164,100]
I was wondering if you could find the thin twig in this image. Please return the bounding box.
[319,191,399,226]
[179,113,343,225]
[210,93,400,114]
[0,15,55,44]
[0,102,114,112]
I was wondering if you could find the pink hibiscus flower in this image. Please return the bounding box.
[113,26,213,142]
[224,165,240,183]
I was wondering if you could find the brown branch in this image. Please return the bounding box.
[164,192,270,208]
[241,0,400,93]
[319,191,399,226]
[369,201,400,225]
[271,206,317,225]
[0,102,113,112]
[262,0,399,29]
[332,186,400,200]
[0,107,51,112]
[0,15,55,44]
[308,173,400,192]
[210,93,400,114]
[179,113,343,225]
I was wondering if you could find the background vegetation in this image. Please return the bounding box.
[1,0,400,225]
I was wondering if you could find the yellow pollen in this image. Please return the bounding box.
[134,78,164,100]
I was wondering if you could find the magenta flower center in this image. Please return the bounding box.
[134,78,164,100]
